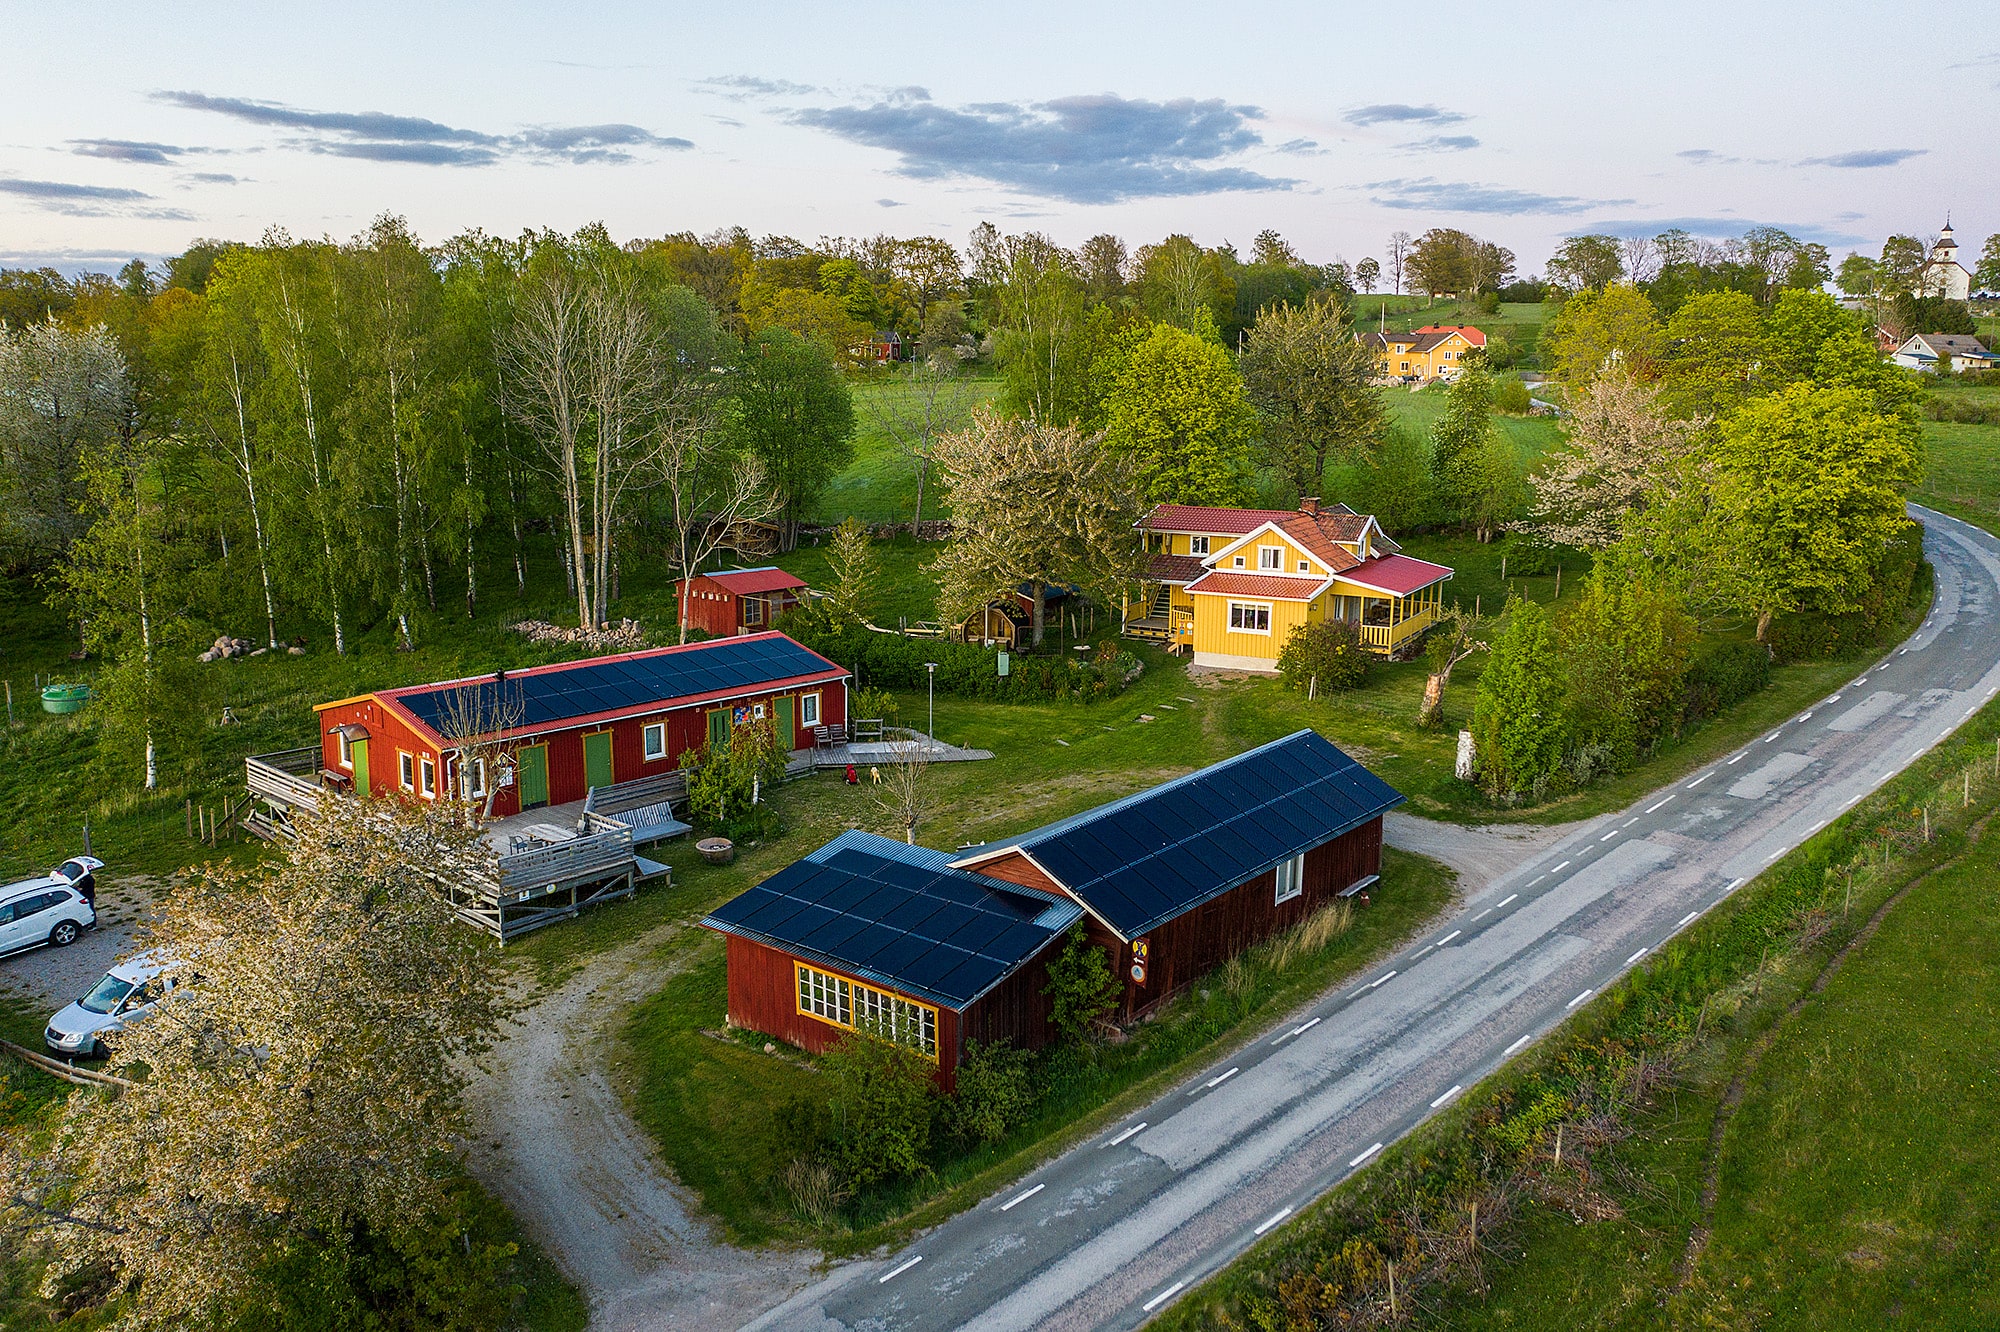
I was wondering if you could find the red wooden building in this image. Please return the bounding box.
[312,632,849,817]
[677,567,810,639]
[703,730,1403,1083]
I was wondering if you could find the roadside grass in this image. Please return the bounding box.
[1158,686,2000,1332]
[621,845,1455,1251]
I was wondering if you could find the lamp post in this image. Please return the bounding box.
[925,662,938,753]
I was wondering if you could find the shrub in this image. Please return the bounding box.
[821,1032,936,1193]
[678,718,786,838]
[1042,925,1121,1043]
[779,606,1132,705]
[946,1041,1034,1146]
[1275,618,1369,693]
[1680,639,1770,726]
[1470,599,1568,799]
[1767,519,1926,663]
[1492,377,1533,415]
[1923,394,2000,425]
[1559,566,1697,766]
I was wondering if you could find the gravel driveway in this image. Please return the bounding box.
[0,873,158,1020]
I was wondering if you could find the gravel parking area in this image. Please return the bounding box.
[0,873,159,1021]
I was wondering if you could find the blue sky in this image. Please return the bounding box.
[1,0,1992,275]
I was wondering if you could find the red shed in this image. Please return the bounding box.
[678,567,810,639]
[312,632,848,817]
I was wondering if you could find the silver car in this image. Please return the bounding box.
[0,855,100,958]
[46,952,172,1058]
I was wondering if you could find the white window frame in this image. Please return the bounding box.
[1228,602,1273,635]
[337,732,354,769]
[800,692,821,727]
[643,722,667,762]
[419,753,436,799]
[1190,535,1211,555]
[1275,851,1306,904]
[1257,545,1283,571]
[397,750,415,793]
[463,757,488,800]
[1232,555,1246,568]
[753,702,767,721]
[1298,559,1311,573]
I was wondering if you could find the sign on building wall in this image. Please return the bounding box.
[1130,937,1150,984]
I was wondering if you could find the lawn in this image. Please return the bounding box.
[1913,382,2000,528]
[809,370,1002,526]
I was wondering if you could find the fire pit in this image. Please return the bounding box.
[697,837,736,865]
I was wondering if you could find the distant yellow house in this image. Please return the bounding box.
[1123,500,1453,670]
[1359,324,1487,384]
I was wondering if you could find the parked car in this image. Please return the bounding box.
[45,953,173,1058]
[0,856,101,958]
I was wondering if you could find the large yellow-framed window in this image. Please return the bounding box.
[795,962,939,1059]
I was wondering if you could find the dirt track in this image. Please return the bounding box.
[465,929,820,1332]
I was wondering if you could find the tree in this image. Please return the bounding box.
[1385,231,1412,296]
[1538,283,1665,388]
[432,675,528,816]
[1977,234,2000,294]
[863,352,974,534]
[1417,608,1486,726]
[1560,563,1697,763]
[1079,233,1129,305]
[827,516,881,622]
[875,750,932,843]
[1355,257,1380,294]
[1545,234,1625,294]
[1407,229,1515,303]
[1470,599,1567,798]
[1132,234,1235,336]
[1877,234,1927,294]
[1042,924,1121,1042]
[746,285,870,366]
[1709,383,1923,643]
[1275,617,1369,692]
[501,253,594,627]
[1099,321,1257,506]
[1428,363,1495,527]
[929,409,1143,646]
[0,322,129,563]
[731,327,855,546]
[1239,298,1384,498]
[1761,289,1855,388]
[1528,374,1698,549]
[1,795,504,1328]
[1662,289,1764,417]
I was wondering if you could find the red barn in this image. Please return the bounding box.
[313,632,848,817]
[677,567,810,639]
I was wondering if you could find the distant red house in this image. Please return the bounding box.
[677,567,810,639]
[313,632,848,816]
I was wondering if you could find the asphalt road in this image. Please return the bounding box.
[749,504,2000,1332]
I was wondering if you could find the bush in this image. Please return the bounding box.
[821,1032,936,1193]
[780,605,1132,705]
[1275,618,1370,692]
[678,718,786,838]
[1492,377,1533,414]
[1923,393,2000,424]
[1042,925,1121,1043]
[946,1041,1034,1146]
[1680,639,1771,726]
[1471,599,1568,799]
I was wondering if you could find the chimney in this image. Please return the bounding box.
[1301,497,1320,515]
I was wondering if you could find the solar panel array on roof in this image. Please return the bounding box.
[976,730,1401,939]
[392,633,844,737]
[703,831,1081,1010]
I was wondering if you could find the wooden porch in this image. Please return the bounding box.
[1355,584,1444,657]
[243,749,677,943]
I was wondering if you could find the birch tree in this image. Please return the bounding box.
[503,252,595,627]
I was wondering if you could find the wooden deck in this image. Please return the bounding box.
[243,751,678,943]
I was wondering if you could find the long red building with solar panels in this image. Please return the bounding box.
[311,631,849,816]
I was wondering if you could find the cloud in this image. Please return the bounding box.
[1274,138,1324,155]
[696,74,825,100]
[0,247,173,276]
[1678,148,1737,165]
[1578,216,1869,246]
[791,90,1297,204]
[70,138,220,165]
[0,178,150,202]
[153,90,690,165]
[1405,135,1480,152]
[1795,147,1926,169]
[1367,177,1627,216]
[1344,103,1467,127]
[876,197,905,207]
[183,171,241,185]
[0,176,193,220]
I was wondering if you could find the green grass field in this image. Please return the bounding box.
[809,370,1001,525]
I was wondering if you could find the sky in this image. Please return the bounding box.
[1,0,1993,278]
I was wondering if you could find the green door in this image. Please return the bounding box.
[350,737,370,796]
[775,696,795,748]
[583,731,614,790]
[707,708,730,749]
[517,744,549,809]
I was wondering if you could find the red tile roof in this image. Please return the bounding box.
[1138,504,1299,535]
[1338,555,1453,596]
[1413,324,1486,347]
[1183,571,1328,601]
[699,567,808,595]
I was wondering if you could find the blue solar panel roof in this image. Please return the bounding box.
[702,831,1083,1010]
[388,632,846,737]
[962,730,1402,939]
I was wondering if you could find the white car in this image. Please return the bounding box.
[0,856,100,958]
[45,953,173,1059]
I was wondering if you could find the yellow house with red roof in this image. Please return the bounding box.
[1359,324,1486,384]
[1124,500,1452,669]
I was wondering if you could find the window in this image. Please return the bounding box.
[643,723,667,761]
[1258,546,1283,571]
[1232,555,1246,569]
[753,702,767,721]
[1190,535,1210,555]
[1298,560,1311,572]
[797,963,938,1058]
[419,754,436,798]
[463,757,488,800]
[1229,602,1272,634]
[398,751,415,792]
[337,732,354,769]
[1275,852,1306,904]
[800,692,820,727]
[743,596,764,626]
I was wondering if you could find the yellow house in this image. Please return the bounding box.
[1124,500,1452,670]
[1359,324,1487,384]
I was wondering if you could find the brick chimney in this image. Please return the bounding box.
[1300,496,1321,515]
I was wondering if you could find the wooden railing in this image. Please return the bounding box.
[583,771,687,819]
[246,748,323,816]
[1359,604,1438,654]
[491,816,634,895]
